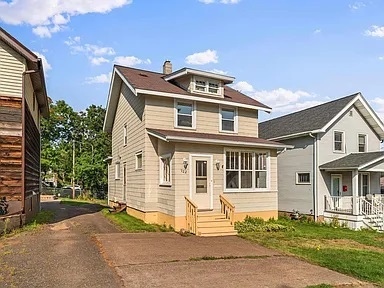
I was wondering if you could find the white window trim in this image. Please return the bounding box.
[159,153,172,186]
[359,172,370,196]
[219,106,238,134]
[174,99,196,130]
[296,172,311,185]
[135,151,143,170]
[123,124,128,146]
[333,130,345,153]
[192,76,223,96]
[357,133,368,153]
[115,162,121,180]
[223,148,271,193]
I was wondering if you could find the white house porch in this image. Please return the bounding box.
[320,151,384,231]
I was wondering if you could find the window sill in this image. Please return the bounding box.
[115,178,120,181]
[159,183,172,187]
[219,130,238,134]
[224,189,272,193]
[295,183,311,185]
[135,168,143,171]
[333,151,345,154]
[174,126,196,130]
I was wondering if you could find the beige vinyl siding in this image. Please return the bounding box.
[145,95,258,137]
[110,83,145,210]
[0,40,25,98]
[24,74,40,128]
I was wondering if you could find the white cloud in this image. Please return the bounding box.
[0,0,132,37]
[199,0,240,3]
[365,25,384,38]
[85,72,112,84]
[349,1,365,10]
[90,57,109,66]
[210,69,228,75]
[313,29,321,34]
[379,56,384,61]
[65,36,116,65]
[186,49,218,65]
[232,81,254,93]
[372,98,384,120]
[33,51,52,71]
[114,56,151,67]
[231,81,319,114]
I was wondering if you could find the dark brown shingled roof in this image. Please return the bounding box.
[115,65,271,110]
[147,128,290,148]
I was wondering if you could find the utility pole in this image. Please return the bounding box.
[72,139,75,199]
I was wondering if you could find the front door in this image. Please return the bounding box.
[191,155,212,210]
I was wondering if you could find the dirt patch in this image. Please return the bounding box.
[299,238,384,253]
[49,222,70,231]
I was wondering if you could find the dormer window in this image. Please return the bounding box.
[193,77,221,95]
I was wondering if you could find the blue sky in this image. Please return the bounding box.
[1,0,384,122]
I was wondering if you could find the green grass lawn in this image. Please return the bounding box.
[60,198,107,206]
[239,219,384,285]
[101,208,173,233]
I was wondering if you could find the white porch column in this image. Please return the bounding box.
[352,169,359,215]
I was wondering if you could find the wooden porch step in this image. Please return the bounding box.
[198,230,238,237]
[197,219,232,227]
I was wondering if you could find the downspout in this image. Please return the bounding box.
[309,132,318,220]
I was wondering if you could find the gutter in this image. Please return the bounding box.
[309,132,318,220]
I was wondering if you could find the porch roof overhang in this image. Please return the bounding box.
[319,151,384,172]
[146,128,293,149]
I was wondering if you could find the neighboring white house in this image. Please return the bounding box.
[259,93,384,231]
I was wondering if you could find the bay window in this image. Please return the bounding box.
[225,150,269,191]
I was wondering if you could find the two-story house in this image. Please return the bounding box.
[259,93,384,231]
[103,61,290,236]
[0,28,49,230]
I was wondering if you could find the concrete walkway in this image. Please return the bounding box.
[96,232,371,288]
[0,201,373,288]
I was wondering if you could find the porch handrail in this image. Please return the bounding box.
[359,197,384,230]
[220,194,235,225]
[324,195,353,214]
[185,196,198,235]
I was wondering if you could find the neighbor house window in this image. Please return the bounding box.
[175,101,195,128]
[135,151,143,170]
[333,131,344,152]
[359,173,370,196]
[220,107,237,133]
[160,154,172,185]
[225,151,269,191]
[358,134,367,152]
[296,172,311,184]
[123,124,128,146]
[115,162,120,180]
[194,77,220,95]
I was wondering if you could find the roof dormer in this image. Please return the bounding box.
[163,66,235,98]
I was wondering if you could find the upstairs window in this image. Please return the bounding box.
[175,101,195,129]
[194,77,220,95]
[220,107,237,133]
[333,131,344,153]
[358,134,367,152]
[123,124,128,146]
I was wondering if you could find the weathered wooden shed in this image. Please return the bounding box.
[0,27,49,229]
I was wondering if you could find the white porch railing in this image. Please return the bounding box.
[324,196,354,214]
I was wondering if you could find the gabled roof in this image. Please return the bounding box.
[0,27,49,117]
[147,128,293,149]
[104,65,271,133]
[163,67,235,84]
[259,93,384,141]
[319,151,384,170]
